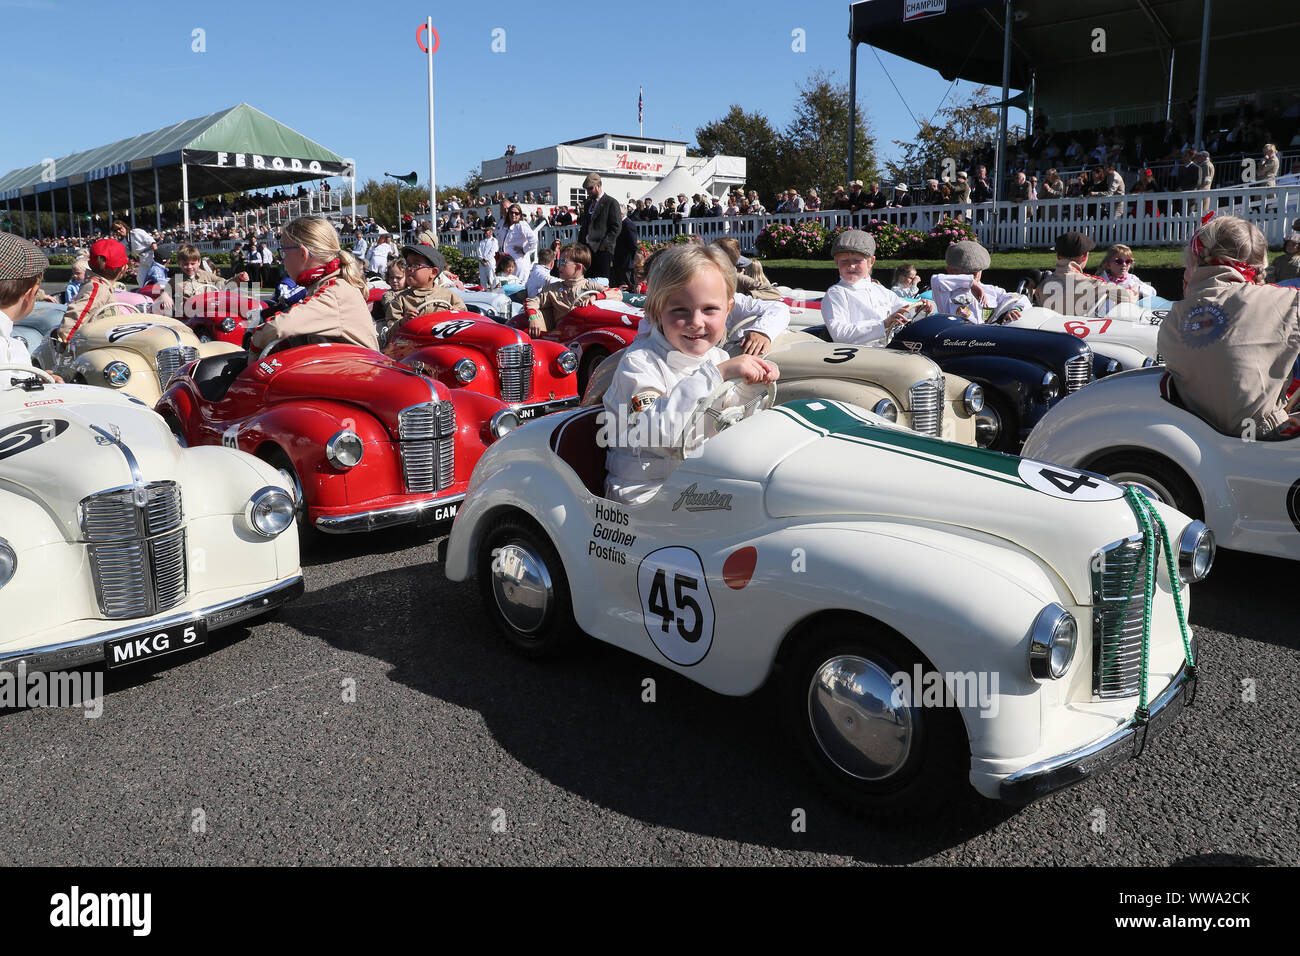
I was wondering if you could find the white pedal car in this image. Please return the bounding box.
[445,391,1210,813]
[1023,366,1300,562]
[1004,306,1163,372]
[0,366,303,673]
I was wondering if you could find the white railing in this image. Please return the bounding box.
[440,182,1300,257]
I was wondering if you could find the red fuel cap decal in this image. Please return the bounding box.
[722,546,757,590]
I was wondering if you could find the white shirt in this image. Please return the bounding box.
[366,241,393,274]
[500,221,538,264]
[823,279,913,346]
[477,235,499,263]
[602,324,728,504]
[1,307,33,387]
[525,263,553,298]
[929,274,1029,322]
[126,228,155,256]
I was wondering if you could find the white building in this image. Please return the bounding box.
[477,133,746,210]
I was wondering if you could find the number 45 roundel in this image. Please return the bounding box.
[637,546,716,666]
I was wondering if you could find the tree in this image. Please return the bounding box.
[887,86,999,184]
[783,70,878,195]
[696,106,785,202]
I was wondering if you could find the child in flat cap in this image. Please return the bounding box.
[823,229,933,347]
[929,239,1029,323]
[0,232,50,385]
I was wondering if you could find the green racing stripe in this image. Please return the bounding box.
[772,399,1027,489]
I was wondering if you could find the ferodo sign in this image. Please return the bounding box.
[182,150,349,177]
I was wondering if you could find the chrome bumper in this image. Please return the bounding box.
[314,494,465,534]
[999,654,1198,806]
[0,576,305,675]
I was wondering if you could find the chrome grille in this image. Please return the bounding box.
[156,346,199,390]
[497,344,534,403]
[908,376,945,437]
[80,482,187,619]
[1064,352,1093,394]
[398,401,456,493]
[1091,534,1161,698]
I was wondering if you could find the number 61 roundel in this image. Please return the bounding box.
[637,547,716,666]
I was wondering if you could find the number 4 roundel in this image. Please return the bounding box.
[637,546,716,666]
[1017,460,1123,501]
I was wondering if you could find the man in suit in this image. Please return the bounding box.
[577,173,622,280]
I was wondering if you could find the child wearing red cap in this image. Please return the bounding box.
[57,238,130,341]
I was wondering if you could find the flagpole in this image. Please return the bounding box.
[427,15,436,220]
[639,86,643,138]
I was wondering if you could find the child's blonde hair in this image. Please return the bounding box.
[645,244,736,329]
[743,259,768,283]
[710,237,742,267]
[1187,215,1267,270]
[280,216,366,291]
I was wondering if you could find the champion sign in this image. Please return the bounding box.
[904,0,946,21]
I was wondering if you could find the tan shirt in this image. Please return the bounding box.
[1036,260,1135,316]
[59,275,120,339]
[735,272,783,301]
[383,284,467,331]
[1158,265,1300,438]
[249,271,379,351]
[525,278,614,332]
[158,268,240,316]
[1266,253,1300,285]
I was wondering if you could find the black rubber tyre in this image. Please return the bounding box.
[577,347,609,396]
[782,619,970,819]
[260,447,317,546]
[476,515,580,658]
[976,388,1019,453]
[161,412,188,447]
[1087,451,1203,519]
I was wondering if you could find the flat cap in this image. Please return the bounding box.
[945,240,991,273]
[831,229,876,258]
[1054,231,1096,258]
[402,243,446,272]
[0,232,48,281]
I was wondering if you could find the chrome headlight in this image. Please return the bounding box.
[325,429,364,469]
[1040,371,1060,401]
[245,487,295,538]
[0,538,16,590]
[1104,358,1121,376]
[1029,603,1077,681]
[220,317,237,333]
[453,358,478,384]
[962,382,984,414]
[1141,356,1157,368]
[1177,522,1215,583]
[872,398,898,422]
[103,361,131,387]
[557,349,580,375]
[489,409,520,440]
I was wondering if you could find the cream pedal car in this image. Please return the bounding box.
[445,391,1211,813]
[32,304,241,406]
[1023,366,1300,562]
[1004,306,1162,374]
[0,366,303,673]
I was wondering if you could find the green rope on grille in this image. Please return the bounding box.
[1121,486,1198,724]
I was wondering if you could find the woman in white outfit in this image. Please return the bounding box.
[499,204,538,280]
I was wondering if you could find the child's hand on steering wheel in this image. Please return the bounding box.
[739,330,771,356]
[718,354,779,385]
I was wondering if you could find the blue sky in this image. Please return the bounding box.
[0,0,1020,194]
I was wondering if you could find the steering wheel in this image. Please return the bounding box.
[678,377,777,458]
[0,363,57,384]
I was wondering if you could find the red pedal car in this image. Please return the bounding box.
[535,301,646,392]
[384,311,580,422]
[156,342,518,534]
[179,290,267,346]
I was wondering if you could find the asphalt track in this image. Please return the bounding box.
[0,527,1295,867]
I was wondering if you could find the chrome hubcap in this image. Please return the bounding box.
[807,655,914,781]
[1108,472,1171,505]
[491,543,553,634]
